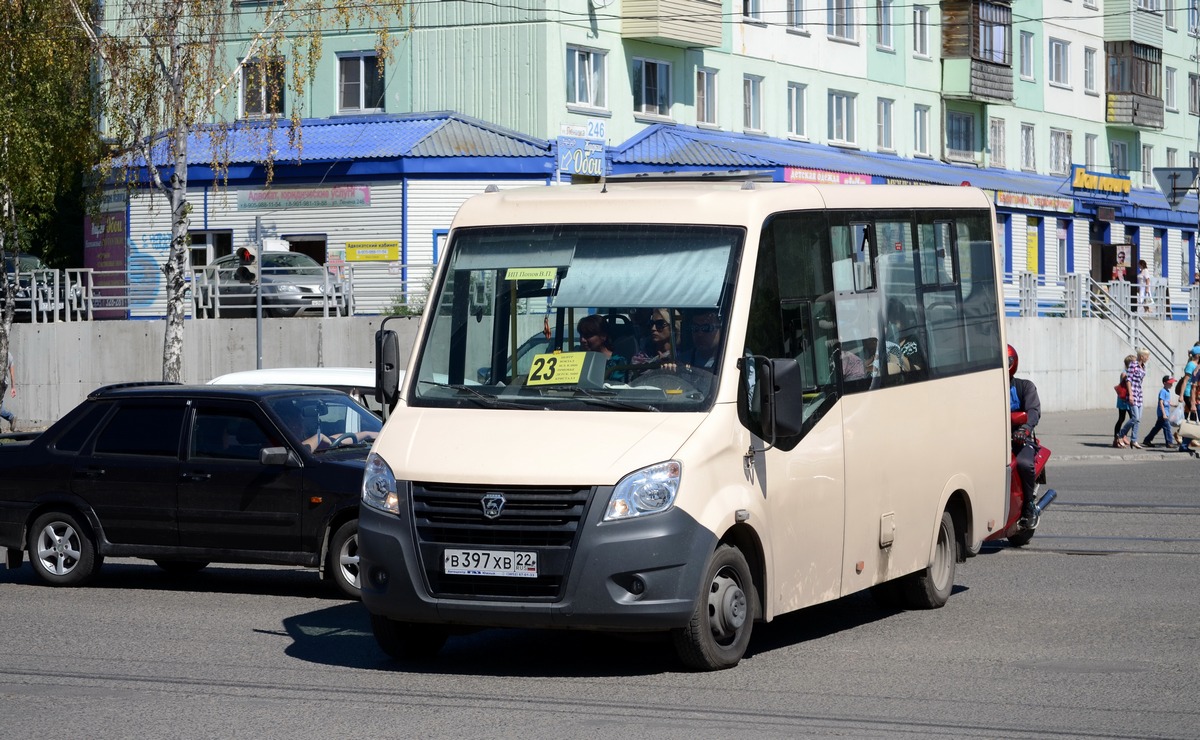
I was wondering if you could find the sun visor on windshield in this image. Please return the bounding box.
[555,239,732,308]
[454,238,577,271]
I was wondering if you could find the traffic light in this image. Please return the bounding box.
[234,247,257,283]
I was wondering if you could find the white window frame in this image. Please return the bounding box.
[1167,67,1177,111]
[743,75,764,132]
[877,98,894,150]
[240,56,285,119]
[1111,141,1129,176]
[632,58,671,118]
[1048,38,1069,87]
[743,0,763,21]
[877,0,894,50]
[946,111,974,160]
[567,46,607,110]
[337,52,384,114]
[1084,48,1097,94]
[912,6,929,56]
[1085,133,1098,168]
[829,0,857,42]
[914,104,930,156]
[696,68,718,126]
[1191,73,1200,115]
[1020,32,1034,80]
[1142,144,1154,186]
[1021,123,1036,171]
[1050,128,1072,175]
[1191,0,1200,34]
[1191,151,1200,170]
[787,82,807,138]
[1167,0,1177,29]
[828,90,857,145]
[786,0,807,31]
[989,117,1006,168]
[1168,147,1178,167]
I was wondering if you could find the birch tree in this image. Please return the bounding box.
[72,0,408,382]
[0,0,95,396]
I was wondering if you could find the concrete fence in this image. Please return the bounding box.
[6,315,1198,428]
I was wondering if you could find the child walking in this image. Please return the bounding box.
[1143,375,1177,448]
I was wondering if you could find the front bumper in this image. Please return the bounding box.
[357,490,717,631]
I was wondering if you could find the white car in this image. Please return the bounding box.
[208,367,394,417]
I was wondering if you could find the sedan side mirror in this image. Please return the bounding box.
[260,446,300,467]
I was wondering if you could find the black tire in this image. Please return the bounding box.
[900,510,957,609]
[370,614,448,660]
[1007,528,1035,548]
[154,559,210,574]
[328,520,361,599]
[27,511,98,587]
[672,544,757,671]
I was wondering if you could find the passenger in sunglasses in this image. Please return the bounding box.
[676,310,722,372]
[631,308,676,366]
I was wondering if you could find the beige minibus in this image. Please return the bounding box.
[360,180,1010,670]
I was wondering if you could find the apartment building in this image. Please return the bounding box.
[103,0,1200,317]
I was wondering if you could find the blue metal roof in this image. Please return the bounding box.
[151,111,551,166]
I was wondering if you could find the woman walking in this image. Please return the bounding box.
[1118,348,1150,449]
[1113,354,1134,447]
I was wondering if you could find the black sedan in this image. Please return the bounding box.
[0,382,379,597]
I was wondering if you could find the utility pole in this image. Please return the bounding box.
[255,215,263,369]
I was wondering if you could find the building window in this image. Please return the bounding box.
[633,58,671,117]
[567,46,607,109]
[787,82,807,137]
[1049,38,1070,86]
[338,53,384,113]
[1191,151,1200,170]
[914,104,930,155]
[913,6,929,56]
[877,0,894,49]
[1050,128,1072,175]
[743,0,763,21]
[1167,0,1177,28]
[989,117,1006,167]
[1191,0,1200,33]
[696,68,717,125]
[1111,141,1129,175]
[241,57,285,118]
[1191,73,1200,114]
[1106,42,1161,98]
[1168,147,1178,167]
[1167,67,1177,110]
[829,0,856,41]
[828,90,857,145]
[1020,123,1036,170]
[743,75,763,131]
[787,0,806,30]
[946,111,974,160]
[978,2,1011,64]
[1135,0,1160,9]
[1085,133,1098,168]
[1020,32,1034,79]
[1142,144,1154,186]
[877,98,894,150]
[1084,48,1097,93]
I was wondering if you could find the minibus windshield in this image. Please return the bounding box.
[411,224,743,411]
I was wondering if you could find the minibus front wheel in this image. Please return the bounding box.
[672,543,758,671]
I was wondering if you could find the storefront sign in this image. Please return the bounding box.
[994,191,1074,214]
[1070,165,1130,196]
[346,240,399,261]
[785,167,871,185]
[237,185,371,211]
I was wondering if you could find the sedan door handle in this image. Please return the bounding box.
[180,472,212,482]
[75,468,106,478]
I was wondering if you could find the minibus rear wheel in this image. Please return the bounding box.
[672,544,757,671]
[370,614,448,661]
[900,509,956,609]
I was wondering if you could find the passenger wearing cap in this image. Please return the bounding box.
[1142,374,1178,448]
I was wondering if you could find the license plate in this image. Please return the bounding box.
[443,549,538,578]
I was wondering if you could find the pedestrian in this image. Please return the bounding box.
[1113,354,1134,447]
[0,352,16,433]
[1137,259,1153,315]
[1142,375,1177,447]
[1118,348,1150,449]
[1184,350,1200,453]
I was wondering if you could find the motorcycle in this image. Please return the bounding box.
[985,410,1057,548]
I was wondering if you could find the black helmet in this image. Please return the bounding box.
[1007,344,1018,376]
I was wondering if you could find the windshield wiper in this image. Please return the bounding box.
[567,387,661,412]
[418,380,536,410]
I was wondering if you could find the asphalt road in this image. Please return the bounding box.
[1,449,1197,739]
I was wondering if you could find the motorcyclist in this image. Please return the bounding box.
[1008,344,1042,527]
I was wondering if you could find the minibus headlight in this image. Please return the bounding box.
[604,461,681,521]
[362,452,401,514]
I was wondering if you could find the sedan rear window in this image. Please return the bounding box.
[93,405,186,456]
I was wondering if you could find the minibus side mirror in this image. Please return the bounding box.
[760,358,805,441]
[375,328,401,408]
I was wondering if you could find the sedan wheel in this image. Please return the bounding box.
[27,511,98,587]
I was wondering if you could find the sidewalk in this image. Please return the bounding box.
[1037,408,1196,461]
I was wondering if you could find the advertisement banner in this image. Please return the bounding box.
[237,185,371,211]
[83,189,129,319]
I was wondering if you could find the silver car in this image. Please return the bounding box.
[196,251,341,318]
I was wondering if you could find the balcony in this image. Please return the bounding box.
[1105,93,1164,130]
[942,58,1013,103]
[622,0,722,48]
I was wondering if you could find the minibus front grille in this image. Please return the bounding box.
[411,482,592,599]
